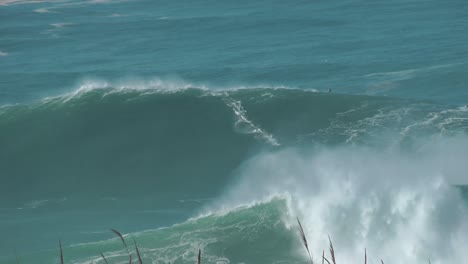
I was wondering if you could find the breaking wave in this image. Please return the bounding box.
[1,79,467,263]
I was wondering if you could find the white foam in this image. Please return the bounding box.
[53,79,110,102]
[42,78,186,102]
[19,197,67,209]
[40,77,311,105]
[34,7,52,12]
[224,97,280,146]
[209,136,468,264]
[364,63,463,80]
[23,199,49,209]
[29,75,316,104]
[0,51,8,56]
[0,0,64,6]
[50,22,76,28]
[401,105,468,137]
[63,78,200,99]
[108,13,126,17]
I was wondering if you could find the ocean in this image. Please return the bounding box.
[0,0,467,263]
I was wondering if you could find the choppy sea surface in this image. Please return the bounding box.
[0,0,467,263]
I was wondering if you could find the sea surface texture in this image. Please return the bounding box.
[0,0,467,263]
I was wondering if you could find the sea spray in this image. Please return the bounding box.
[205,138,468,264]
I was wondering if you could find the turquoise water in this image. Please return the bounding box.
[1,0,468,263]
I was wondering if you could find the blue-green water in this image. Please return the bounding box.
[1,0,467,263]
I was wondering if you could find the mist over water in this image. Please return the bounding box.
[1,0,468,263]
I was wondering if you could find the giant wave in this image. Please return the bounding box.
[0,80,467,263]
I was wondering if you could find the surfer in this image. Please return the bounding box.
[328,88,332,93]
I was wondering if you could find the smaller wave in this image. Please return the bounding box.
[56,199,295,264]
[364,63,463,80]
[362,63,465,95]
[0,51,8,56]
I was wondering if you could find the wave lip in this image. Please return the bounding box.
[46,78,208,103]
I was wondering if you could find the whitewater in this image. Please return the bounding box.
[1,0,467,263]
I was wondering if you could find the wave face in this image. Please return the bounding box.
[0,82,467,263]
[1,83,466,201]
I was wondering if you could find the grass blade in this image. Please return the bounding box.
[297,217,314,264]
[110,228,130,254]
[364,248,367,264]
[328,236,336,264]
[100,253,109,264]
[59,240,64,264]
[198,249,201,264]
[134,239,143,264]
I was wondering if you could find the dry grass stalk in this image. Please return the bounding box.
[364,248,367,264]
[59,240,64,264]
[198,249,201,264]
[100,253,109,264]
[110,229,130,254]
[328,236,336,264]
[297,217,314,264]
[381,260,384,264]
[134,239,143,264]
[322,250,324,264]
